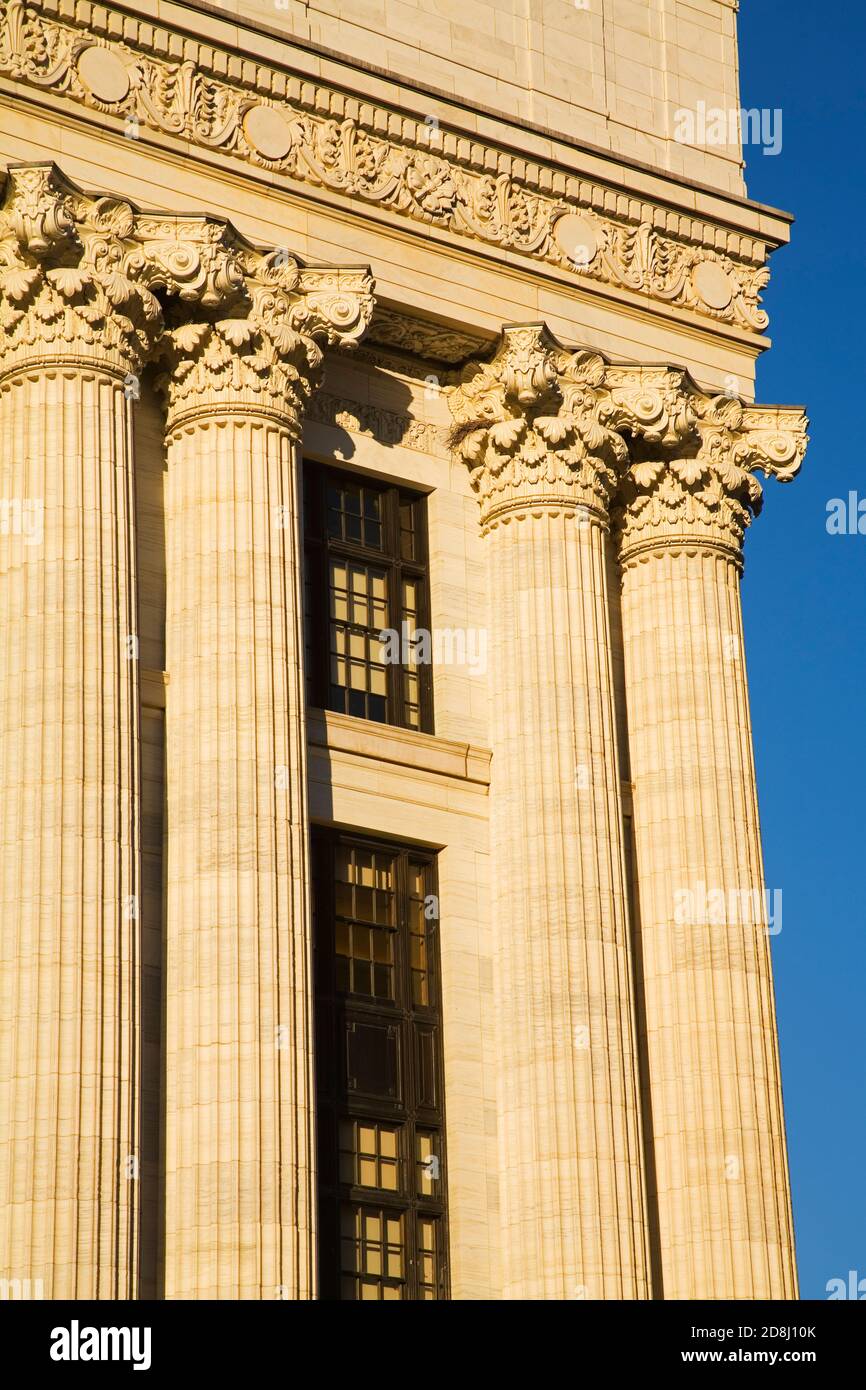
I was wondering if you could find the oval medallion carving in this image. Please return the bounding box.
[77,46,131,104]
[243,105,294,161]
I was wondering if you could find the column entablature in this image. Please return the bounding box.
[448,322,808,554]
[0,161,375,389]
[0,0,792,344]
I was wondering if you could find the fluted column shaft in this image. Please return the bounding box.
[487,509,649,1299]
[450,326,653,1299]
[619,504,799,1297]
[161,397,314,1299]
[156,255,375,1296]
[0,359,142,1299]
[613,387,808,1304]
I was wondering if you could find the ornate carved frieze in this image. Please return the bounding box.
[0,161,375,405]
[365,306,490,366]
[0,0,775,336]
[305,389,445,456]
[449,323,808,547]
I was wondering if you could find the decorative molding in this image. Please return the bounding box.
[0,0,775,335]
[366,305,490,365]
[305,389,445,457]
[449,322,808,546]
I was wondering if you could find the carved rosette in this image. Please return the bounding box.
[157,257,374,433]
[448,324,694,532]
[614,395,809,568]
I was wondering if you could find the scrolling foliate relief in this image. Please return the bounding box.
[0,0,773,334]
[448,325,694,530]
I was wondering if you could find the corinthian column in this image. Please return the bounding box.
[0,166,162,1297]
[158,254,373,1298]
[450,326,688,1299]
[615,393,808,1299]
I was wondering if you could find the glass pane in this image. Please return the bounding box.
[416,1131,441,1196]
[399,499,416,560]
[327,559,391,723]
[339,1204,406,1301]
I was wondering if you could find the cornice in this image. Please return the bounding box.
[0,0,781,339]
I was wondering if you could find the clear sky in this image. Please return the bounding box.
[736,1,865,1300]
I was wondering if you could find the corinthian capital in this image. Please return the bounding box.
[157,251,374,430]
[615,394,809,566]
[0,162,375,390]
[448,324,693,531]
[0,164,164,374]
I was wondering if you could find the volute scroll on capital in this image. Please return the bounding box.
[614,393,809,568]
[448,322,808,554]
[0,162,375,400]
[446,323,695,532]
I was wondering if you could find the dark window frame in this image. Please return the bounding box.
[304,461,434,733]
[313,828,449,1301]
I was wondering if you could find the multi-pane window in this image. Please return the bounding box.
[314,832,448,1301]
[304,464,433,732]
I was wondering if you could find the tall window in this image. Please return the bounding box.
[313,831,449,1300]
[304,463,433,732]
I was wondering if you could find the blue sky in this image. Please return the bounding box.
[737,1,865,1300]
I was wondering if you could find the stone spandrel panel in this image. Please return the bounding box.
[225,0,745,192]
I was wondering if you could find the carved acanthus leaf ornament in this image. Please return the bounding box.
[448,324,694,530]
[450,323,808,552]
[157,256,374,430]
[0,163,375,399]
[615,393,809,564]
[0,164,164,372]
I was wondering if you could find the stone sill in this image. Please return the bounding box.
[307,707,491,787]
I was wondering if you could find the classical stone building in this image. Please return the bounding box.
[0,0,806,1300]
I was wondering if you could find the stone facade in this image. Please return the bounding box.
[0,0,804,1299]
